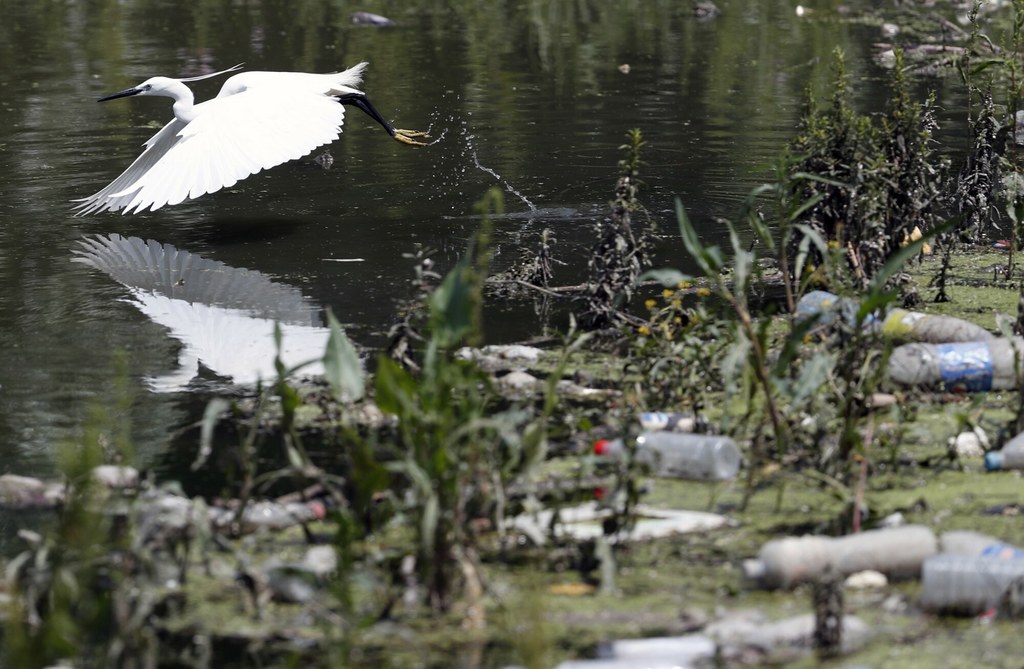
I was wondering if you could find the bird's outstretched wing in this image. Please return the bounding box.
[76,87,346,215]
[73,119,187,215]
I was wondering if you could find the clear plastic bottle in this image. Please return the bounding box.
[593,432,741,481]
[985,431,1024,471]
[920,554,1024,614]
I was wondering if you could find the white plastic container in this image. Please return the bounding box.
[985,431,1024,471]
[742,525,938,589]
[593,432,741,481]
[920,554,1024,614]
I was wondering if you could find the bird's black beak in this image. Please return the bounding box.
[98,87,143,102]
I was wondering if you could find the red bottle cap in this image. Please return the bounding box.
[593,439,610,455]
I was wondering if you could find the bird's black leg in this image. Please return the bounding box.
[336,93,429,146]
[337,93,395,135]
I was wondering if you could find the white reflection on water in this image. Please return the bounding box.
[74,234,329,391]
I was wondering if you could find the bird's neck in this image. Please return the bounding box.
[165,82,198,123]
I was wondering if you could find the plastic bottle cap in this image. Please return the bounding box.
[593,439,610,455]
[984,451,1002,471]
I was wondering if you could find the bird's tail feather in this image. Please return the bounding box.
[333,62,368,88]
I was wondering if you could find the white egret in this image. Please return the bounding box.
[75,63,428,215]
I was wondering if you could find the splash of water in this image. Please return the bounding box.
[470,148,537,214]
[425,101,537,215]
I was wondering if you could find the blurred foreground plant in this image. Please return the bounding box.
[375,188,553,615]
[5,354,155,669]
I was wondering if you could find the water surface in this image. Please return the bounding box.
[0,0,963,483]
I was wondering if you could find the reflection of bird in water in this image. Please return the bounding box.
[76,63,428,215]
[74,234,332,391]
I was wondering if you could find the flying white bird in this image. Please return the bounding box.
[75,63,428,215]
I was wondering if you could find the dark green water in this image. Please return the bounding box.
[0,0,962,483]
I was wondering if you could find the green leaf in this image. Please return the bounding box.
[775,314,820,376]
[322,309,365,402]
[789,192,826,222]
[429,254,476,348]
[193,398,230,471]
[676,198,722,277]
[374,356,417,417]
[727,220,752,297]
[421,492,440,554]
[792,351,834,403]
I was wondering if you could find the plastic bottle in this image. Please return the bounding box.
[796,291,993,343]
[593,432,741,481]
[985,431,1024,471]
[638,411,701,433]
[742,525,938,589]
[887,338,1024,392]
[940,530,1024,558]
[876,309,994,343]
[920,554,1024,614]
[209,499,328,534]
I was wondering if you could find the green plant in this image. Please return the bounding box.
[5,354,154,669]
[374,188,550,614]
[583,128,653,329]
[789,48,947,290]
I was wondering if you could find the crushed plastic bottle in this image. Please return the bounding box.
[742,525,938,589]
[920,554,1024,614]
[887,338,1024,392]
[594,432,741,481]
[985,430,1024,471]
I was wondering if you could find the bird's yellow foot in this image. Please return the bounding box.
[393,128,430,146]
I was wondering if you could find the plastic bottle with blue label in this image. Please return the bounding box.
[887,337,1024,392]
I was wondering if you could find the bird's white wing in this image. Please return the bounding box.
[85,87,347,215]
[73,119,187,215]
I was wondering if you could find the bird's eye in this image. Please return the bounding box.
[143,84,152,91]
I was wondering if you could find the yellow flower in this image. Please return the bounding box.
[638,325,651,336]
[644,299,657,310]
[671,299,682,309]
[662,289,674,298]
[678,281,691,289]
[827,239,840,250]
[696,287,712,297]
